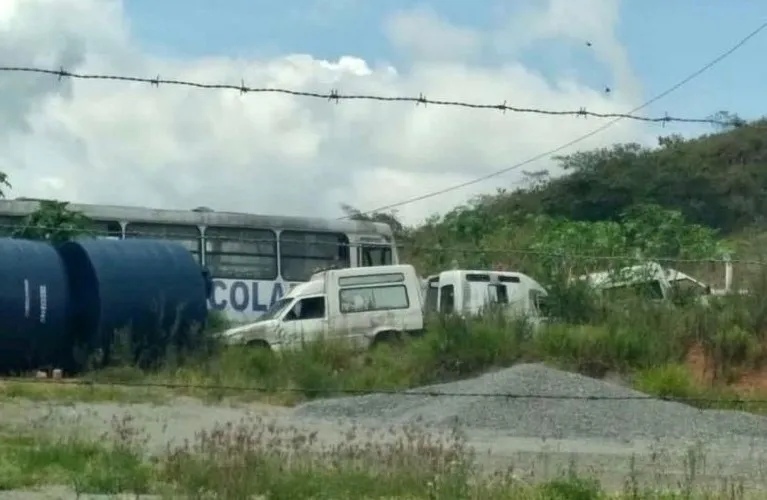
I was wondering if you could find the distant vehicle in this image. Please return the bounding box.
[579,262,713,303]
[0,199,399,323]
[220,264,424,350]
[422,269,549,322]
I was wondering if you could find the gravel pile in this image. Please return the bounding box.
[293,363,767,441]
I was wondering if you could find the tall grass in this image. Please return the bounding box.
[4,414,754,498]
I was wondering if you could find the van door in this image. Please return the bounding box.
[278,295,328,347]
[424,276,439,314]
[438,283,455,314]
[335,282,412,347]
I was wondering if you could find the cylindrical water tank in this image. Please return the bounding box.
[0,238,71,373]
[57,238,209,366]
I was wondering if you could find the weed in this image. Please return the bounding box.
[0,415,763,498]
[633,364,701,402]
[0,418,152,495]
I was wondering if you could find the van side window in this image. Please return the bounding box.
[439,284,454,314]
[339,285,409,313]
[284,296,326,321]
[529,290,544,315]
[488,284,508,304]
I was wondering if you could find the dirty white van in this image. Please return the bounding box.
[422,269,549,321]
[221,264,424,350]
[579,262,712,302]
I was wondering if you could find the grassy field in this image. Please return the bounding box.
[3,288,767,415]
[0,414,761,499]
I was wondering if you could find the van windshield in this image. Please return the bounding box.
[258,297,293,322]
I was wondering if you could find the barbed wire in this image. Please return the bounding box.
[1,377,765,406]
[0,66,741,127]
[349,20,767,218]
[0,222,763,264]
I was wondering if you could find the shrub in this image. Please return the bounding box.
[633,364,700,402]
[412,312,530,383]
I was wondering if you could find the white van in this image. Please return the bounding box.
[422,269,549,321]
[579,262,712,302]
[221,264,424,350]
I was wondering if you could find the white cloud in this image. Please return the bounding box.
[493,0,642,102]
[384,5,484,61]
[0,0,652,225]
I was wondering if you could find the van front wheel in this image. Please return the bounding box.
[370,331,404,350]
[246,339,272,351]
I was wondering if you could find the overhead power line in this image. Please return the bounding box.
[348,20,767,218]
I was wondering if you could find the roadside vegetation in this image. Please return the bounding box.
[6,197,767,414]
[0,413,759,499]
[5,263,767,415]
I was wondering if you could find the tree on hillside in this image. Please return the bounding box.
[0,172,10,198]
[475,116,767,234]
[708,110,746,131]
[527,204,727,276]
[339,203,405,234]
[13,199,92,244]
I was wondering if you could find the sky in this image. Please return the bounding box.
[0,0,765,225]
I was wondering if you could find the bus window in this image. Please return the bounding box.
[205,226,277,280]
[280,230,350,282]
[87,220,123,239]
[359,244,393,267]
[125,222,202,262]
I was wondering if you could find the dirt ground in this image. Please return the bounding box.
[686,342,767,392]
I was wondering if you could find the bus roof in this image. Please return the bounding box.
[0,199,394,236]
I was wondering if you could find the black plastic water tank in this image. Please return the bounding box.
[0,238,71,373]
[57,238,209,366]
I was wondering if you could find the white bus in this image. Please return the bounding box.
[0,199,399,322]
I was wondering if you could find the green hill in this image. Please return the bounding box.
[482,117,767,234]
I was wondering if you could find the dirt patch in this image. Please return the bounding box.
[685,343,715,385]
[732,367,767,393]
[685,342,767,395]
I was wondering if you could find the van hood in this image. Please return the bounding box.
[221,319,278,345]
